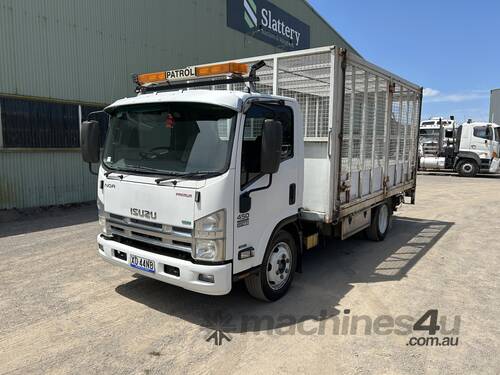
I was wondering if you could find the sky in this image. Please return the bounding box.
[308,0,499,123]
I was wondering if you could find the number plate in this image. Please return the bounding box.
[130,254,155,273]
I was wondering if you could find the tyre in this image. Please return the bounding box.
[244,230,297,302]
[456,159,478,177]
[365,202,392,241]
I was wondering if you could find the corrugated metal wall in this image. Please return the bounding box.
[490,89,500,123]
[0,150,97,209]
[0,0,357,210]
[0,0,357,103]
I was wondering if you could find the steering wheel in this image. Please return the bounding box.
[140,146,170,160]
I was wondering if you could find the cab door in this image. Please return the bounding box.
[487,125,499,156]
[232,102,300,274]
[470,125,493,157]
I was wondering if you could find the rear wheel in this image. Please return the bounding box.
[365,202,392,241]
[245,230,297,302]
[457,159,478,177]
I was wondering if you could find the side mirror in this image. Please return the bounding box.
[80,120,101,163]
[260,119,282,174]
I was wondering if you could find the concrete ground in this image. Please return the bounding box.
[0,174,499,375]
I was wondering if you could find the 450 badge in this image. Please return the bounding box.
[237,213,250,227]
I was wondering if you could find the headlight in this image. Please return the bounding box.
[98,214,111,236]
[193,210,225,261]
[194,239,225,261]
[97,197,111,236]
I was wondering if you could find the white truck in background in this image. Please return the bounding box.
[80,46,422,301]
[419,117,455,157]
[419,117,500,176]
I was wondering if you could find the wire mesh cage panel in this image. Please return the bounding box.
[231,50,334,140]
[276,52,332,138]
[340,59,421,204]
[206,46,421,218]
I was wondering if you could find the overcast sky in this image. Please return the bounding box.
[308,0,499,123]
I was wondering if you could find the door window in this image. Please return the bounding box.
[473,126,492,140]
[240,104,293,188]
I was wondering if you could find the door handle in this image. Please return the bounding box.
[289,183,296,205]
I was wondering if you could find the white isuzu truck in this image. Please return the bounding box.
[80,46,422,301]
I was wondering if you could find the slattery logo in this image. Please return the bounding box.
[227,0,310,51]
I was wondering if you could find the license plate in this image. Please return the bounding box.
[130,254,155,273]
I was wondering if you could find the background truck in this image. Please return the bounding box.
[80,46,422,301]
[418,118,500,176]
[419,117,455,157]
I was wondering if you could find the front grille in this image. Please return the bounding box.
[112,235,193,261]
[130,218,162,229]
[105,212,193,253]
[131,231,162,242]
[422,142,439,155]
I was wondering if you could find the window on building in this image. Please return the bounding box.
[240,104,293,188]
[0,96,108,148]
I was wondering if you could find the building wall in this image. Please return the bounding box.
[490,89,500,123]
[0,150,97,209]
[0,0,357,104]
[0,0,356,209]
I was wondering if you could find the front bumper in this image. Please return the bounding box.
[97,235,232,295]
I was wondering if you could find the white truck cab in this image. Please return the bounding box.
[96,89,303,297]
[80,46,422,301]
[454,122,500,176]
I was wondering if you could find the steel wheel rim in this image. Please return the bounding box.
[266,242,292,290]
[463,164,473,173]
[378,205,389,234]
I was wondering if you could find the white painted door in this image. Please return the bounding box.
[470,125,492,157]
[232,102,300,274]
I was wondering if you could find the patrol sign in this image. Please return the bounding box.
[227,0,310,51]
[165,67,196,81]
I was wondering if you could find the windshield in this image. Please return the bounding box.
[103,102,237,176]
[419,129,440,139]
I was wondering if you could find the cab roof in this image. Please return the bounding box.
[461,121,499,127]
[105,89,294,113]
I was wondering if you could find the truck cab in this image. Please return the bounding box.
[84,88,304,300]
[419,117,455,157]
[454,122,500,176]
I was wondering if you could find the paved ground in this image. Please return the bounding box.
[0,174,499,375]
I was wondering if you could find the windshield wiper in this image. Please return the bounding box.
[104,170,124,179]
[110,165,167,175]
[155,171,220,185]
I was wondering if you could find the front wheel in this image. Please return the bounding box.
[456,159,478,177]
[244,230,297,302]
[365,202,392,241]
